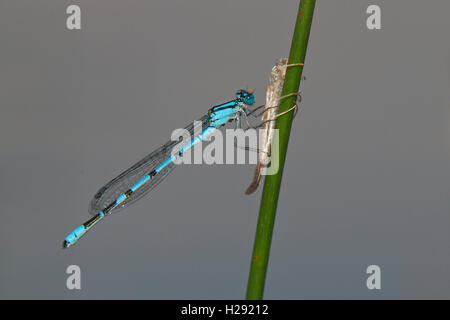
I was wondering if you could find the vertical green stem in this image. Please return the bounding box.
[246,0,316,300]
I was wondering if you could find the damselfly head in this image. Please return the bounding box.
[236,89,255,106]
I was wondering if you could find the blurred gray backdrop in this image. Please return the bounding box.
[1,0,450,299]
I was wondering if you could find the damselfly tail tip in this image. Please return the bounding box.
[62,240,71,249]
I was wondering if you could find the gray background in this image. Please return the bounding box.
[1,0,449,299]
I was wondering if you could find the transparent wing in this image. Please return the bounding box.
[89,115,209,215]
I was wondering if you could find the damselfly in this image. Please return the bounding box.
[62,90,255,248]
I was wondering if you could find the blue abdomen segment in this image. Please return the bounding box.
[131,175,150,192]
[155,156,175,173]
[62,212,105,248]
[64,225,86,246]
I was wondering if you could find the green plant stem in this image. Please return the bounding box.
[246,0,316,300]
